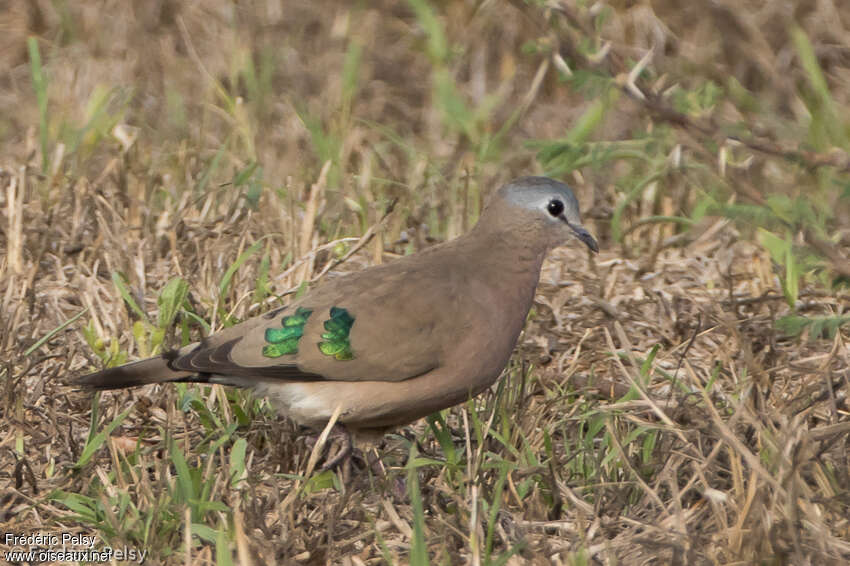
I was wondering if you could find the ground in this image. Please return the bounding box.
[1,1,849,564]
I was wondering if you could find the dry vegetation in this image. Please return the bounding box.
[2,1,850,564]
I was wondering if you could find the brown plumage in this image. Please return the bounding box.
[78,176,597,434]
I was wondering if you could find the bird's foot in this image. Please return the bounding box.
[301,424,355,474]
[320,427,353,472]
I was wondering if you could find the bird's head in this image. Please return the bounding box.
[490,176,599,253]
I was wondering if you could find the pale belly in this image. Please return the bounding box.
[250,369,500,431]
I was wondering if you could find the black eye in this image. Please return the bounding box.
[547,199,564,217]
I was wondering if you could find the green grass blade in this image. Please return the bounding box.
[157,277,190,330]
[170,440,195,505]
[229,437,247,487]
[407,444,430,566]
[74,406,133,469]
[112,271,149,321]
[251,251,271,307]
[25,307,89,356]
[484,464,510,563]
[27,37,49,173]
[215,522,234,566]
[194,137,230,194]
[218,236,270,299]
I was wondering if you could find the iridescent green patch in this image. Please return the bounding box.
[318,306,355,360]
[262,307,313,357]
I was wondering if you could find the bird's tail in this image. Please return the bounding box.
[76,354,197,390]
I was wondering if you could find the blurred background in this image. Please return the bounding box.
[1,1,849,564]
[3,1,849,275]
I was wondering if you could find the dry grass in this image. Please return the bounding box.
[1,1,849,564]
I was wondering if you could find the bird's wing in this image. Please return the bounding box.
[170,252,456,383]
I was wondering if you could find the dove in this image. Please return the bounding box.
[78,176,597,449]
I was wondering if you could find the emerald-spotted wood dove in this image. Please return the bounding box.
[78,176,598,433]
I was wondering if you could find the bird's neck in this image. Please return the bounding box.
[453,224,548,345]
[461,222,549,287]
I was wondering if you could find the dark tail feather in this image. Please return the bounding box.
[76,356,197,390]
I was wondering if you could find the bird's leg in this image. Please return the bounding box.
[359,446,403,497]
[320,425,353,472]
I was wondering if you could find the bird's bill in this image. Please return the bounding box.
[570,223,599,253]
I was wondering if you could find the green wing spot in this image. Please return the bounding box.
[262,307,313,358]
[283,308,312,326]
[263,341,298,358]
[318,307,355,360]
[265,325,302,343]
